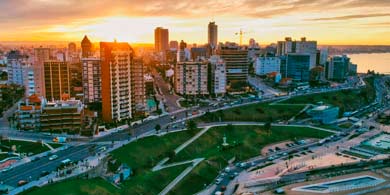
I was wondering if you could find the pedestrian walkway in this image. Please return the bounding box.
[158,158,204,195]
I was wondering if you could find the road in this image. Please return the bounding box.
[0,144,104,187]
[152,69,182,113]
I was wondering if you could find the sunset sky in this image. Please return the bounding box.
[0,0,389,45]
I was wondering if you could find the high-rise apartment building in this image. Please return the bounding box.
[217,42,248,84]
[209,55,226,95]
[254,57,281,75]
[174,61,209,96]
[43,61,70,101]
[7,50,28,86]
[33,47,51,96]
[208,22,218,48]
[100,42,133,122]
[82,58,101,103]
[276,37,317,68]
[154,27,169,53]
[81,35,93,58]
[131,58,146,113]
[6,50,35,96]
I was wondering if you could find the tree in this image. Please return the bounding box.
[186,120,197,131]
[155,124,161,134]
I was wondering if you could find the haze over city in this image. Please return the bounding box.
[1,0,390,44]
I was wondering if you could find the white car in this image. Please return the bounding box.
[49,155,58,161]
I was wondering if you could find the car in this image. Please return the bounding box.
[275,147,281,151]
[215,178,223,184]
[18,180,28,186]
[49,155,58,161]
[268,148,275,153]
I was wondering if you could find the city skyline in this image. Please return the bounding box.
[0,0,389,45]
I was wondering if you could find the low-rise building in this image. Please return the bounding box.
[16,94,45,130]
[40,98,83,134]
[306,104,339,124]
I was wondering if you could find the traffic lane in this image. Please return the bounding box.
[0,144,95,187]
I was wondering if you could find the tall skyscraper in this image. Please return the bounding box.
[82,58,101,104]
[100,41,133,122]
[154,27,169,53]
[208,22,218,48]
[33,47,50,96]
[43,61,70,101]
[81,35,93,58]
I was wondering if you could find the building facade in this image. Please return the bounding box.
[209,55,226,95]
[254,57,281,75]
[40,99,83,133]
[217,42,248,84]
[81,35,93,58]
[326,55,350,81]
[208,22,218,49]
[33,47,51,96]
[100,42,133,122]
[131,58,146,113]
[154,27,169,53]
[6,50,28,86]
[16,94,44,130]
[276,37,317,68]
[82,58,101,103]
[280,54,311,81]
[174,61,209,96]
[43,61,71,101]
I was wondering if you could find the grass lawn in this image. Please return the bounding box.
[169,125,333,194]
[281,77,376,115]
[338,122,353,129]
[199,103,305,122]
[0,140,54,156]
[20,178,121,195]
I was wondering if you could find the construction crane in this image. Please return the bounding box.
[235,29,249,46]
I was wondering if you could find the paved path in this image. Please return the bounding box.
[158,158,204,195]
